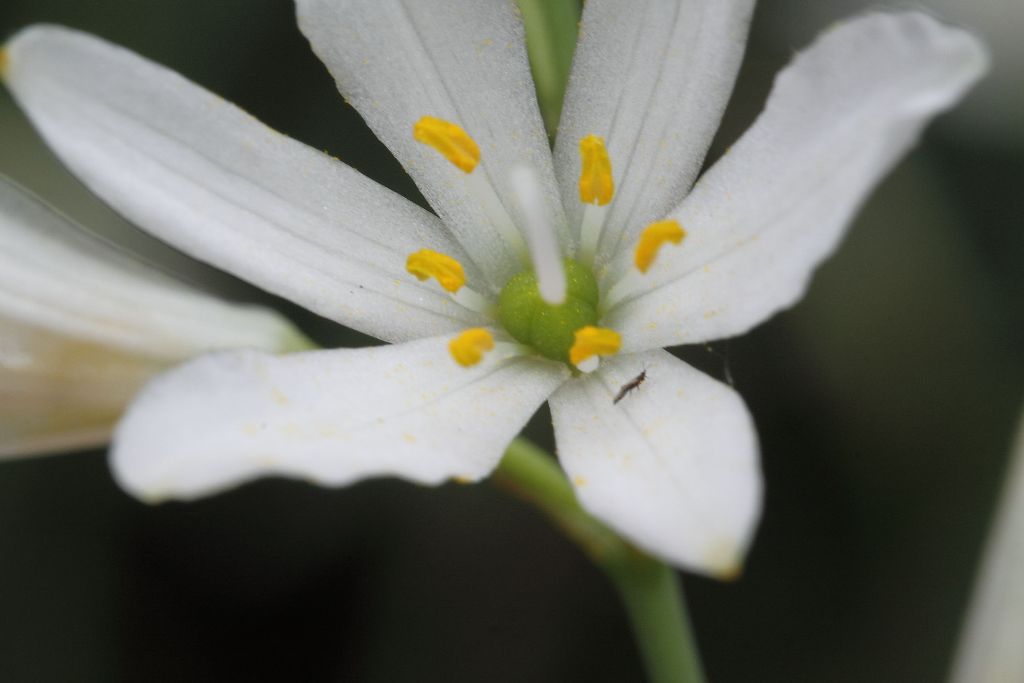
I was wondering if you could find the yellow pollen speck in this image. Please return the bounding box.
[406,248,466,293]
[449,328,495,367]
[634,220,686,273]
[453,475,474,485]
[569,326,621,367]
[573,476,588,487]
[578,135,614,205]
[271,387,288,405]
[402,433,417,443]
[413,116,480,173]
[0,48,8,78]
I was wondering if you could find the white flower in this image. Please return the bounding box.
[0,176,307,458]
[0,1,985,576]
[950,407,1024,682]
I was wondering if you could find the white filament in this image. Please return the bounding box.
[508,165,566,305]
[578,202,608,267]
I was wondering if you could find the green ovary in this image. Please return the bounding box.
[498,259,600,363]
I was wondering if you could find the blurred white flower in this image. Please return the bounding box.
[950,408,1024,682]
[0,176,307,458]
[1,1,985,575]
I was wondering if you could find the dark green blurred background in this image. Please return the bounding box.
[1,1,1021,681]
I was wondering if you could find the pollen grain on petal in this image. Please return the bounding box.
[405,248,466,293]
[449,328,495,367]
[578,135,614,206]
[634,220,687,273]
[0,47,8,79]
[413,116,480,173]
[569,326,621,367]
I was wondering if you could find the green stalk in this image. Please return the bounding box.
[515,0,580,138]
[493,437,706,683]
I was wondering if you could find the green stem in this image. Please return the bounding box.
[515,0,580,138]
[603,555,705,683]
[493,437,706,683]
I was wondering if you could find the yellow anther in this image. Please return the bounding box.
[413,116,480,173]
[406,249,466,293]
[0,48,8,79]
[634,220,687,273]
[569,326,621,367]
[449,328,495,367]
[578,135,614,206]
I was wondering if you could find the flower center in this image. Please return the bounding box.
[410,116,623,370]
[498,259,601,364]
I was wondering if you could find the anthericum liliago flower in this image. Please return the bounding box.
[0,1,986,576]
[0,176,307,457]
[950,406,1024,682]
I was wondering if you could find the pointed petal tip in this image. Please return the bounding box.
[657,527,755,579]
[134,489,171,506]
[699,539,748,582]
[715,564,744,583]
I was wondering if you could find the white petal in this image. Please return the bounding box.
[553,0,754,264]
[3,25,484,343]
[0,176,304,357]
[0,178,303,458]
[295,0,568,285]
[604,13,988,352]
[951,408,1024,683]
[0,316,161,459]
[112,335,568,502]
[509,165,566,305]
[549,350,760,577]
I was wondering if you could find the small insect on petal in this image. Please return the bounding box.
[578,135,614,206]
[569,325,621,368]
[413,116,480,173]
[613,369,647,404]
[449,328,495,367]
[406,249,466,293]
[635,219,686,273]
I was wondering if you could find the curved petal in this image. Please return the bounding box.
[951,408,1024,683]
[1,316,162,459]
[553,0,754,264]
[296,0,568,285]
[2,25,484,343]
[0,176,305,357]
[604,13,989,352]
[112,335,568,502]
[549,350,760,577]
[0,178,305,458]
